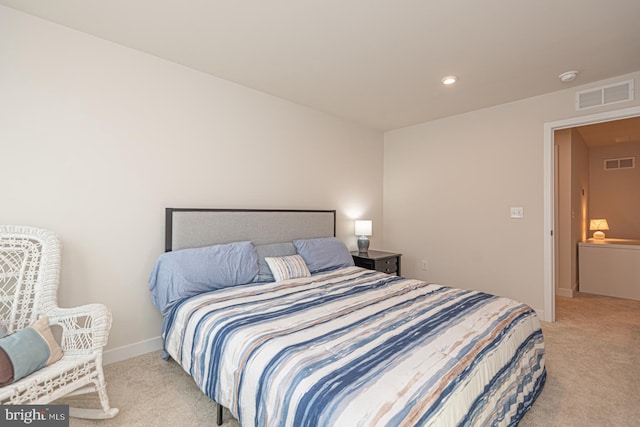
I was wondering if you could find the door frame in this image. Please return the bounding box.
[543,105,640,322]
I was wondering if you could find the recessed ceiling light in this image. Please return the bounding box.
[441,76,458,85]
[558,71,579,83]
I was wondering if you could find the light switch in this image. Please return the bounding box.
[510,207,524,219]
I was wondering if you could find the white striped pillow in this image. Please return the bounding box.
[264,255,311,282]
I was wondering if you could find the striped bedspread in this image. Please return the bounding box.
[163,266,546,427]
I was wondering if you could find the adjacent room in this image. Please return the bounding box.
[1,1,639,426]
[555,116,640,301]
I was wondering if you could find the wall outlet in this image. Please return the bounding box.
[510,207,524,219]
[421,260,429,270]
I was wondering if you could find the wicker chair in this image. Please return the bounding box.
[0,225,118,418]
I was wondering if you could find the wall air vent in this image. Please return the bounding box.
[576,79,634,110]
[604,157,635,170]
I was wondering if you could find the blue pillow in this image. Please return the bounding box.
[149,241,259,315]
[293,237,354,274]
[254,242,297,282]
[0,317,63,386]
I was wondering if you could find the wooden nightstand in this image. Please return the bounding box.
[351,250,402,275]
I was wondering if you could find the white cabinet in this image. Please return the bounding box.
[578,239,640,301]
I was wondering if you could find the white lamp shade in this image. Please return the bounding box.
[355,220,372,236]
[589,219,609,231]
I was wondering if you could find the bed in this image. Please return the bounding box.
[149,208,546,426]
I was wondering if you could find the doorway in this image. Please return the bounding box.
[543,105,640,322]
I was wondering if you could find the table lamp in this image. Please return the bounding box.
[355,220,372,253]
[589,219,609,240]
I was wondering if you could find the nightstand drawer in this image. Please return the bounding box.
[354,258,376,270]
[375,257,397,273]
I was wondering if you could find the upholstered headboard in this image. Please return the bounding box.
[165,208,336,252]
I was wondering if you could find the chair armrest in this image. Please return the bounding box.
[47,304,113,353]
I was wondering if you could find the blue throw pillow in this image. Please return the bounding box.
[293,237,354,274]
[0,317,63,386]
[149,241,259,315]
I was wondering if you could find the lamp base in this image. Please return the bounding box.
[593,231,605,240]
[357,236,370,253]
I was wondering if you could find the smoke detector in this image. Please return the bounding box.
[559,71,579,83]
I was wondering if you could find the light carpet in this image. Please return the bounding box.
[62,292,640,426]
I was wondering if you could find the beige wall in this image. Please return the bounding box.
[589,141,640,239]
[383,71,640,314]
[0,7,384,360]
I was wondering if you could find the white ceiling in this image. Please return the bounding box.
[2,0,640,131]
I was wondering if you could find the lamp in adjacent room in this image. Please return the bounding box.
[589,219,609,240]
[355,220,372,253]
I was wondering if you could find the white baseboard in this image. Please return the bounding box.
[556,288,576,298]
[103,336,163,366]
